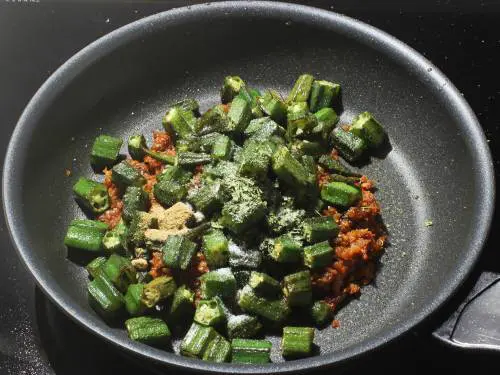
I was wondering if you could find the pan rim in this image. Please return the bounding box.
[2,1,495,373]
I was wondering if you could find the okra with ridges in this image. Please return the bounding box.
[231,339,272,364]
[350,111,386,148]
[309,80,340,112]
[73,177,110,215]
[283,270,312,307]
[330,127,367,162]
[125,316,171,346]
[64,219,108,251]
[281,326,315,358]
[128,134,148,161]
[303,241,333,269]
[180,322,217,358]
[321,181,362,207]
[90,135,123,170]
[162,235,197,271]
[287,74,314,103]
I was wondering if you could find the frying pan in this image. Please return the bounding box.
[2,1,495,374]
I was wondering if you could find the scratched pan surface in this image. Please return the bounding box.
[2,2,494,374]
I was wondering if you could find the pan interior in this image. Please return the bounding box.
[8,5,485,369]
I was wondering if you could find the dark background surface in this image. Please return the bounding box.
[0,1,499,374]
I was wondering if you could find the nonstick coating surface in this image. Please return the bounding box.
[3,2,494,374]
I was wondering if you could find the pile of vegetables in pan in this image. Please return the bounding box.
[64,74,387,363]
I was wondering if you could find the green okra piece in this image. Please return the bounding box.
[270,234,303,263]
[202,229,229,269]
[198,132,225,152]
[64,219,108,251]
[303,241,333,269]
[127,211,153,247]
[237,86,263,118]
[101,253,137,293]
[170,285,195,320]
[231,338,272,364]
[90,135,123,170]
[157,164,193,184]
[88,274,124,318]
[153,177,189,207]
[202,333,231,363]
[220,196,266,235]
[313,107,339,140]
[228,242,262,270]
[176,151,212,167]
[162,106,196,139]
[311,301,332,327]
[128,134,148,161]
[317,154,360,177]
[290,140,327,159]
[301,155,316,176]
[266,197,306,235]
[171,98,200,115]
[124,283,147,316]
[194,298,226,327]
[73,177,110,215]
[86,256,106,279]
[125,316,171,346]
[249,271,281,297]
[259,89,287,125]
[282,270,312,307]
[321,181,362,207]
[286,102,318,138]
[271,145,314,189]
[211,134,232,160]
[141,275,177,308]
[228,96,252,133]
[281,326,315,358]
[287,74,314,103]
[330,127,367,163]
[199,268,237,299]
[187,181,222,215]
[162,235,197,271]
[111,160,146,188]
[237,285,290,323]
[143,149,176,165]
[102,219,128,253]
[180,322,217,358]
[175,139,192,153]
[244,116,285,142]
[302,216,339,243]
[221,75,246,104]
[350,111,387,148]
[196,105,231,135]
[122,186,149,223]
[309,80,340,112]
[237,139,274,178]
[227,315,263,339]
[203,160,238,180]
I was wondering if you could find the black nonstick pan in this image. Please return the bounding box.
[2,2,495,374]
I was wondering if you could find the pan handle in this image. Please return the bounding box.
[433,271,500,351]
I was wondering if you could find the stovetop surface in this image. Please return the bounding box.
[1,1,499,374]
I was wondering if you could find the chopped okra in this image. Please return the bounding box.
[67,74,389,364]
[231,339,272,364]
[125,316,171,346]
[281,326,315,358]
[73,177,110,215]
[90,135,123,170]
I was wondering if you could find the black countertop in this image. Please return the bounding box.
[1,1,499,374]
